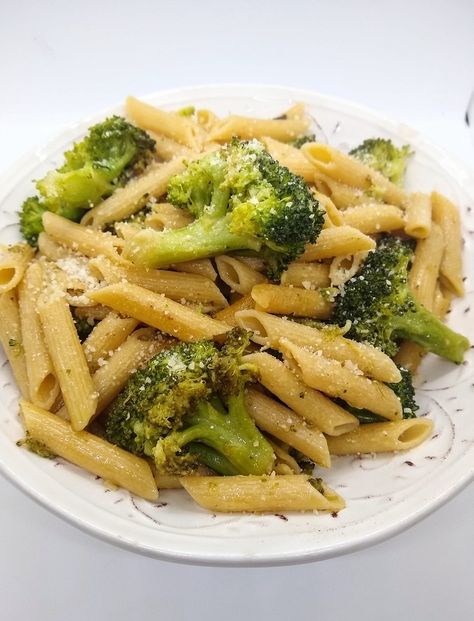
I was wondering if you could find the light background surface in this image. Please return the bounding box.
[0,1,473,619]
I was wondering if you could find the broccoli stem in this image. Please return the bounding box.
[391,300,469,364]
[124,216,260,268]
[174,396,274,475]
[187,442,240,475]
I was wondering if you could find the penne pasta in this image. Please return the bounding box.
[82,313,138,372]
[311,190,344,226]
[171,258,217,281]
[89,256,227,309]
[329,252,368,287]
[299,226,376,261]
[235,310,401,383]
[408,223,444,309]
[250,283,333,319]
[431,191,464,296]
[342,203,405,234]
[18,262,60,409]
[126,96,198,147]
[214,293,255,327]
[145,203,194,231]
[326,418,434,455]
[302,143,408,207]
[244,352,359,436]
[43,212,126,264]
[89,282,229,342]
[0,243,35,293]
[245,388,331,468]
[261,136,315,182]
[208,115,310,143]
[0,290,30,398]
[280,262,330,289]
[404,192,432,238]
[38,293,97,431]
[81,158,187,229]
[181,474,345,513]
[21,400,158,501]
[215,255,266,295]
[313,171,371,210]
[279,338,402,420]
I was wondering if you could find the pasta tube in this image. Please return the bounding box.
[0,243,35,293]
[235,310,401,383]
[89,282,229,341]
[0,291,29,398]
[21,400,158,501]
[245,388,331,468]
[302,143,408,207]
[279,338,402,420]
[244,352,359,436]
[250,283,333,319]
[326,418,433,455]
[181,475,345,513]
[431,191,464,296]
[299,226,376,261]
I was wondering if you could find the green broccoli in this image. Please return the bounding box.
[123,139,325,280]
[20,116,156,245]
[338,366,419,424]
[349,138,412,187]
[104,329,275,476]
[333,236,469,363]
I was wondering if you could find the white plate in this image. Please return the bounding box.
[0,85,473,566]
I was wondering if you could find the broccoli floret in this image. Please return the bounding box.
[290,133,316,149]
[20,116,155,245]
[338,366,419,424]
[123,139,324,280]
[105,329,275,476]
[333,236,469,363]
[349,138,412,187]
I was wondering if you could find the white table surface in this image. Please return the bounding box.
[1,1,473,619]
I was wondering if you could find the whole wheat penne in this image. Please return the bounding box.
[146,131,191,160]
[279,339,402,420]
[0,243,35,293]
[81,158,187,229]
[215,256,266,295]
[208,115,310,143]
[38,294,97,431]
[431,191,464,296]
[251,283,333,319]
[313,171,371,209]
[408,223,444,309]
[326,418,434,455]
[280,262,330,289]
[181,474,344,513]
[89,282,229,341]
[261,136,315,182]
[214,293,255,327]
[89,256,227,308]
[145,203,194,230]
[235,310,401,383]
[245,352,358,436]
[245,388,331,468]
[20,400,158,501]
[302,143,408,207]
[311,190,344,226]
[342,203,405,234]
[18,262,60,409]
[37,233,72,261]
[82,313,138,372]
[171,258,217,281]
[299,226,376,261]
[43,212,126,264]
[0,291,29,398]
[126,96,198,147]
[404,192,432,238]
